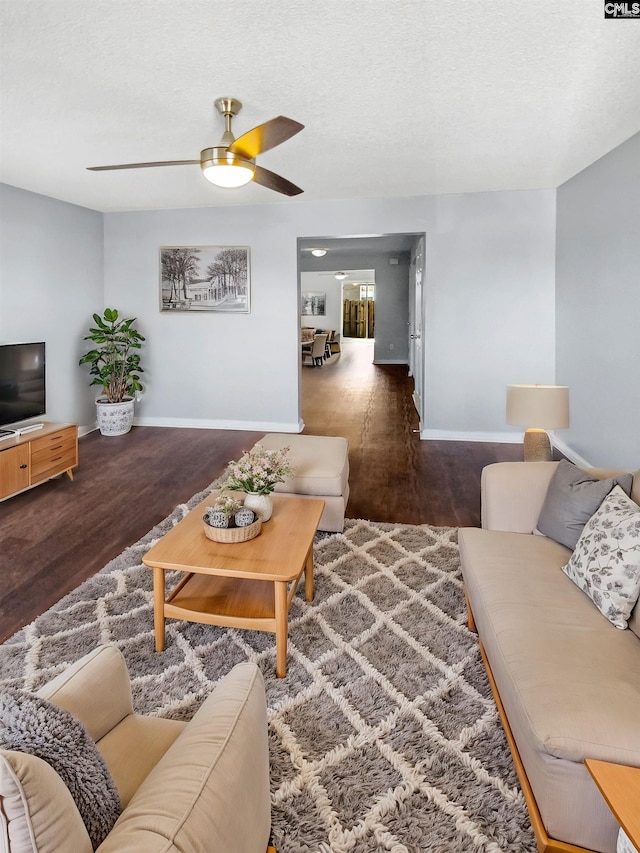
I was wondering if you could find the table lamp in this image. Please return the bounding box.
[506,384,569,462]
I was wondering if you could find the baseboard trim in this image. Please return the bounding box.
[419,428,589,466]
[78,423,97,437]
[133,416,303,433]
[419,429,523,443]
[552,437,592,468]
[373,359,409,365]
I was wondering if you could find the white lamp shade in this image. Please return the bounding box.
[506,385,570,429]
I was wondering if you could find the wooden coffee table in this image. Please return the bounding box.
[143,492,324,677]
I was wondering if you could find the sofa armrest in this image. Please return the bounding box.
[481,461,559,532]
[38,645,133,743]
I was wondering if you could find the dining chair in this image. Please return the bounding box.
[302,334,328,367]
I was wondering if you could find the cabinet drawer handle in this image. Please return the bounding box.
[51,444,63,450]
[51,456,62,462]
[20,464,28,469]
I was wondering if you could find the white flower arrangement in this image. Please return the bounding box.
[212,494,243,516]
[223,445,295,495]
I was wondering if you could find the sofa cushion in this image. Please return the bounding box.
[0,749,92,853]
[96,662,270,853]
[459,527,640,766]
[0,688,121,849]
[38,644,133,743]
[536,459,633,549]
[562,486,640,629]
[96,714,186,809]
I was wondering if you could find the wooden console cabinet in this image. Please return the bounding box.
[0,423,78,501]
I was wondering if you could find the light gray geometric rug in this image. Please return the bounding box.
[0,487,536,853]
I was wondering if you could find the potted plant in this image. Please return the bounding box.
[79,308,145,436]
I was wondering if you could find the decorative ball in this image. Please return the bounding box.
[235,507,257,527]
[207,510,230,528]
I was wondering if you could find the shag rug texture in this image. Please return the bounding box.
[0,484,537,853]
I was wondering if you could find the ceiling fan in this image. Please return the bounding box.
[87,97,304,196]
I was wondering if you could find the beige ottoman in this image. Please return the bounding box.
[256,433,349,532]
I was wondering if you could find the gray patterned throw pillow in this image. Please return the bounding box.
[0,688,121,849]
[562,486,640,629]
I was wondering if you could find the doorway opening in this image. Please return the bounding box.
[297,233,426,432]
[299,267,375,363]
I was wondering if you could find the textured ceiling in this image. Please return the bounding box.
[2,0,640,213]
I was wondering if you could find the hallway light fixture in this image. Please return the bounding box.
[334,271,347,280]
[310,248,328,257]
[506,384,570,462]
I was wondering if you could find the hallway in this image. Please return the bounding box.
[301,338,522,526]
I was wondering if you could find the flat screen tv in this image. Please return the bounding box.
[0,342,46,427]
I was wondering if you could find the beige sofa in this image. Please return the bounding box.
[0,646,272,853]
[459,461,640,853]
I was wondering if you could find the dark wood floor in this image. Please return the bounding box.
[0,340,527,642]
[302,339,524,526]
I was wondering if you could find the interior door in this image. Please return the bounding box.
[410,237,425,425]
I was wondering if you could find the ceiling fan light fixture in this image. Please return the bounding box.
[335,271,347,280]
[200,147,255,188]
[311,248,328,257]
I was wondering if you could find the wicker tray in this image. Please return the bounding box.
[202,513,262,543]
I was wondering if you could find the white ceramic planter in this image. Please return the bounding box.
[96,396,135,436]
[243,492,273,522]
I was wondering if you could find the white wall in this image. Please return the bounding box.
[104,191,556,437]
[104,198,430,431]
[0,183,104,430]
[556,131,640,468]
[2,153,635,460]
[0,184,558,440]
[422,189,557,440]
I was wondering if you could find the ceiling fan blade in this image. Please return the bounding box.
[253,165,303,196]
[228,116,304,159]
[87,160,200,171]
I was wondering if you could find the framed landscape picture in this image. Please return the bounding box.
[301,291,326,316]
[160,246,250,312]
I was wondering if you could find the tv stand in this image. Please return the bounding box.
[0,423,78,501]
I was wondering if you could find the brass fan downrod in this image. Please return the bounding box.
[214,97,242,145]
[201,98,255,183]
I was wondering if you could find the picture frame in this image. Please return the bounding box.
[301,291,326,316]
[160,246,250,313]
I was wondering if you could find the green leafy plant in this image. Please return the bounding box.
[79,308,145,403]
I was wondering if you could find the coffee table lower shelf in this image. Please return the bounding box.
[154,564,311,677]
[166,572,285,629]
